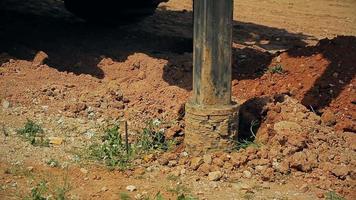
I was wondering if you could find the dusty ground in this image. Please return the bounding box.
[0,0,355,199]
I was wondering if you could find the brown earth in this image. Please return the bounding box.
[0,0,355,200]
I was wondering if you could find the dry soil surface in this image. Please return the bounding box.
[0,0,355,200]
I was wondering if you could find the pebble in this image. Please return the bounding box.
[146,166,153,172]
[300,184,309,193]
[101,186,108,192]
[208,171,223,181]
[168,160,177,167]
[276,55,282,63]
[180,152,188,157]
[80,168,88,174]
[243,170,252,179]
[190,157,203,170]
[203,154,212,165]
[2,99,10,109]
[49,137,64,145]
[126,185,137,192]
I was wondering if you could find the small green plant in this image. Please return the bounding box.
[154,192,165,200]
[46,158,60,168]
[4,165,33,178]
[24,181,48,200]
[269,64,285,74]
[120,192,132,200]
[325,191,345,200]
[235,139,260,150]
[177,194,198,200]
[167,185,190,196]
[136,120,171,152]
[166,174,179,181]
[89,125,131,169]
[55,167,70,200]
[88,120,176,169]
[136,119,176,152]
[235,120,261,150]
[17,120,49,147]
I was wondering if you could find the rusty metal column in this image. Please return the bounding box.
[185,0,239,155]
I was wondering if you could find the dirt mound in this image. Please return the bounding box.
[153,95,356,199]
[232,36,356,132]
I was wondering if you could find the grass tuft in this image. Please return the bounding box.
[24,181,48,200]
[120,192,132,200]
[325,191,345,200]
[269,64,285,74]
[89,125,131,169]
[88,120,176,169]
[17,119,49,147]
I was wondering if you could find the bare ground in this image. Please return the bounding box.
[0,0,355,200]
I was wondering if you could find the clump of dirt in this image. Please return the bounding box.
[152,95,355,199]
[238,95,355,196]
[232,36,356,133]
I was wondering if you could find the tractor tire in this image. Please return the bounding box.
[64,0,162,23]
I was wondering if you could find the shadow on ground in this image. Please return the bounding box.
[0,0,314,81]
[288,36,356,111]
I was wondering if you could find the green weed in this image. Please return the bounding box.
[24,181,48,200]
[167,185,190,196]
[17,120,49,147]
[120,192,132,200]
[154,192,165,200]
[235,139,260,150]
[177,194,198,200]
[136,120,169,152]
[55,167,70,200]
[88,120,176,169]
[89,125,131,169]
[166,174,179,181]
[4,165,33,178]
[269,64,285,74]
[235,120,261,150]
[46,158,60,168]
[325,191,345,200]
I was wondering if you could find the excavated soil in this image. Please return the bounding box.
[0,0,355,200]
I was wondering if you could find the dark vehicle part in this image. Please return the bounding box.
[64,0,166,22]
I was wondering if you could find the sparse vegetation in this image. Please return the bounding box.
[46,158,60,168]
[17,120,49,147]
[235,139,260,150]
[24,181,48,200]
[177,194,198,200]
[166,174,179,181]
[269,64,285,74]
[23,177,70,200]
[167,184,197,200]
[89,125,131,169]
[120,192,132,200]
[55,167,70,200]
[4,165,33,178]
[136,120,172,152]
[88,120,175,169]
[235,120,261,150]
[325,191,346,200]
[154,192,165,200]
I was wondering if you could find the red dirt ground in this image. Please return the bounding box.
[0,0,355,200]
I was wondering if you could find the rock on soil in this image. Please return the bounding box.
[208,171,223,181]
[126,185,137,192]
